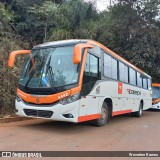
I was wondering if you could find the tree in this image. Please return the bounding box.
[96,0,160,81]
[0,2,30,115]
[28,1,60,42]
[47,0,99,40]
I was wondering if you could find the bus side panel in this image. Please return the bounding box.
[78,86,101,122]
[95,80,151,115]
[98,81,122,112]
[78,79,152,121]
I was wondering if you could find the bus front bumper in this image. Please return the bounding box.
[151,102,160,110]
[15,99,80,123]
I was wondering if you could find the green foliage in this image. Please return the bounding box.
[0,1,29,114]
[28,1,60,42]
[44,0,99,41]
[96,0,160,81]
[0,2,14,35]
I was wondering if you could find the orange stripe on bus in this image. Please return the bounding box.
[112,109,132,116]
[17,88,71,104]
[78,114,100,122]
[152,83,160,87]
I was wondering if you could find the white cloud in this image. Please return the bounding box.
[85,0,118,12]
[96,1,108,11]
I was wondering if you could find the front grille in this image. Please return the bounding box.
[24,109,53,118]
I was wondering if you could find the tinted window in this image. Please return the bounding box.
[129,68,136,85]
[84,54,90,76]
[83,54,90,84]
[152,87,160,99]
[83,53,99,84]
[112,58,117,80]
[137,72,142,87]
[143,78,147,89]
[148,79,151,90]
[119,62,128,83]
[119,62,125,82]
[90,54,99,78]
[104,53,118,80]
[104,54,111,78]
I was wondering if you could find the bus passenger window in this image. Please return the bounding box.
[129,68,136,85]
[90,54,99,77]
[124,65,129,83]
[83,53,99,84]
[137,72,142,87]
[104,54,112,78]
[112,58,117,80]
[143,78,147,89]
[148,79,151,90]
[119,62,125,82]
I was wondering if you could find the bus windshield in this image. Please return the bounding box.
[152,87,160,100]
[19,46,79,89]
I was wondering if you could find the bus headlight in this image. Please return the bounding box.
[16,95,22,102]
[59,93,80,105]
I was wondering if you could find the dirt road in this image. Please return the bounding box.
[0,110,160,159]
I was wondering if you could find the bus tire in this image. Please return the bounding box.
[133,102,143,117]
[93,102,109,127]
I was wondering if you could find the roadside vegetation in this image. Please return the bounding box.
[0,0,159,115]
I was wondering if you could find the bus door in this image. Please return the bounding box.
[79,53,101,116]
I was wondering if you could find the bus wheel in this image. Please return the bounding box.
[93,102,109,127]
[133,102,143,117]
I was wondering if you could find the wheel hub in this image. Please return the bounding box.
[100,108,107,120]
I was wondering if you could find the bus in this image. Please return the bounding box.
[8,39,152,126]
[151,83,160,110]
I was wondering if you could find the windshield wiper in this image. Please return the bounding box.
[46,55,56,91]
[24,69,35,90]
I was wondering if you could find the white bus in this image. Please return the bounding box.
[8,39,152,126]
[151,83,160,110]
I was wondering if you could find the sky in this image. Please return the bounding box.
[85,0,118,12]
[96,0,109,11]
[85,0,108,11]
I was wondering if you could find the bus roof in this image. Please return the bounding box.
[33,39,88,49]
[33,39,151,79]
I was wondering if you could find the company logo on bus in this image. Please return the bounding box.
[36,98,40,103]
[127,89,141,95]
[118,82,123,94]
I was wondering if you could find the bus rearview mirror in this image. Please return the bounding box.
[8,50,31,68]
[73,44,93,64]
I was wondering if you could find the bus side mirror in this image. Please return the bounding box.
[8,50,31,68]
[73,44,93,64]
